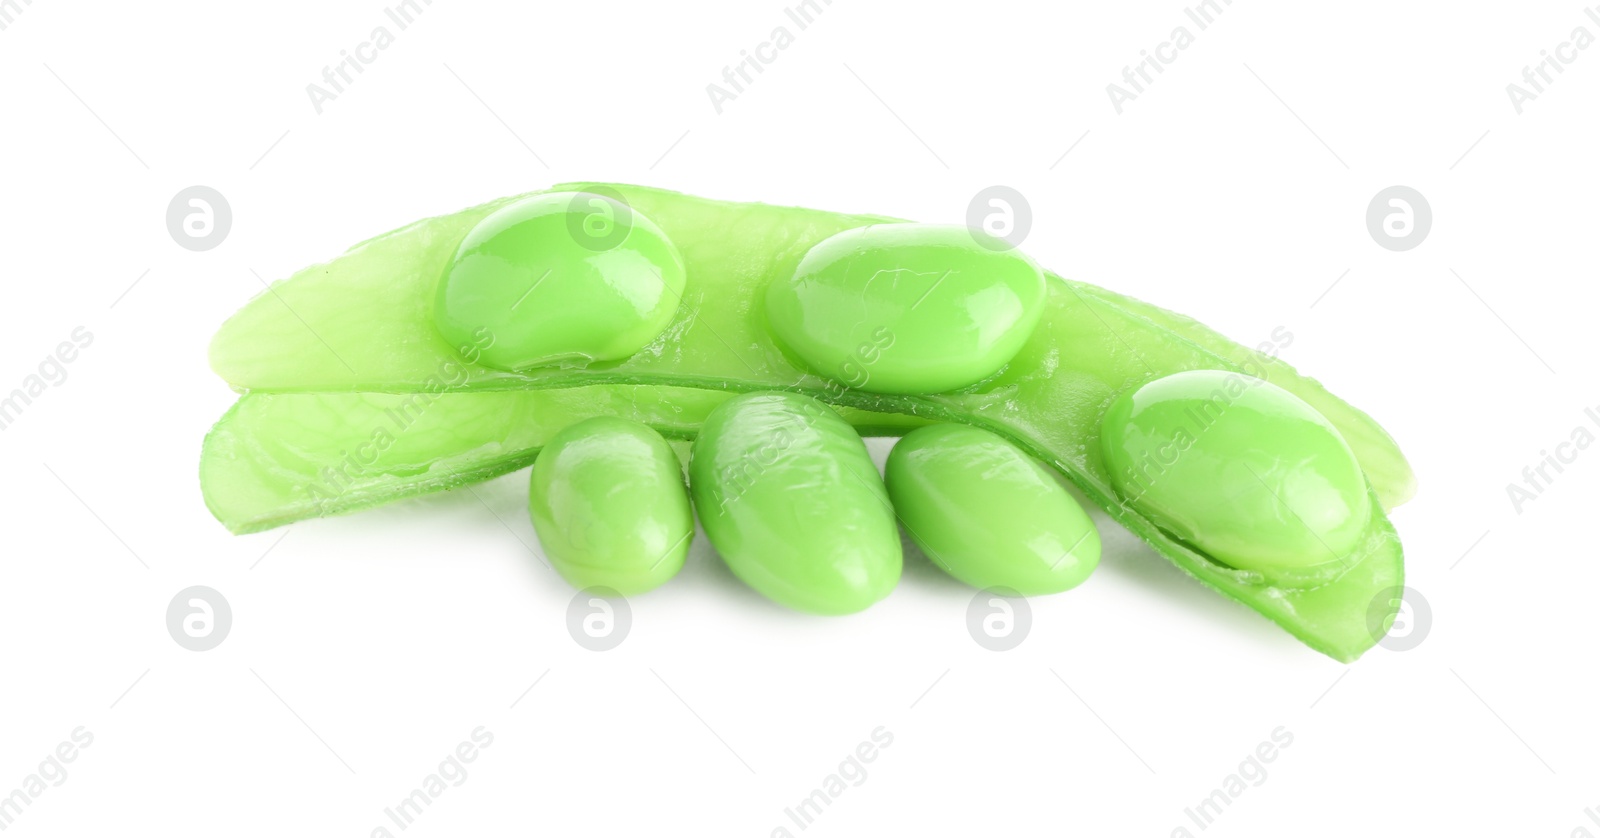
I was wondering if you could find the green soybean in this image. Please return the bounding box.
[1100,370,1372,580]
[764,224,1046,394]
[528,416,693,595]
[689,392,901,614]
[434,191,686,371]
[207,182,1413,661]
[886,424,1100,595]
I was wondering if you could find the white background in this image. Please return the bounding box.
[2,1,1596,835]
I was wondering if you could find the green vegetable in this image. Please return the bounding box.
[200,385,927,535]
[1075,284,1417,509]
[1101,371,1370,585]
[433,192,686,370]
[204,183,1414,660]
[886,424,1099,595]
[688,391,901,615]
[763,224,1045,394]
[528,416,693,594]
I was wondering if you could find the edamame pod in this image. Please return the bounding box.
[199,386,932,535]
[689,392,901,615]
[886,424,1100,595]
[206,183,1414,660]
[528,416,694,595]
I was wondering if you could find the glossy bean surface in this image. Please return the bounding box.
[764,224,1045,394]
[529,416,693,594]
[1100,370,1371,575]
[689,392,901,614]
[434,191,685,371]
[887,424,1100,595]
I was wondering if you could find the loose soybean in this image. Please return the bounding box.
[688,392,901,615]
[886,424,1100,595]
[528,416,694,595]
